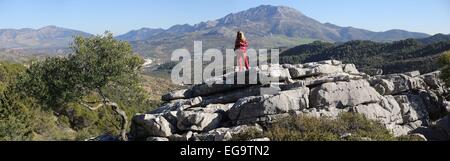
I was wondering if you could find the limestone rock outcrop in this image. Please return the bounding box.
[130,60,450,141]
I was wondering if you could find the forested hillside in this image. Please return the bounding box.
[280,34,450,75]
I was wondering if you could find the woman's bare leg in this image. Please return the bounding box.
[237,52,243,71]
[243,52,250,70]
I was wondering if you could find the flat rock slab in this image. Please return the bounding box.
[310,79,382,108]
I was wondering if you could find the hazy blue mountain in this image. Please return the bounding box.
[0,25,91,49]
[416,33,450,45]
[116,28,165,41]
[368,29,431,42]
[166,24,196,34]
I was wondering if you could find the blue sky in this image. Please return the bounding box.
[0,0,449,35]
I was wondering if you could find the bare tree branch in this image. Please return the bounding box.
[109,102,128,141]
[80,101,104,111]
[99,88,128,141]
[79,88,129,141]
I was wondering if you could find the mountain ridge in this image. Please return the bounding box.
[0,5,435,62]
[116,28,165,41]
[0,25,91,49]
[117,5,429,42]
[121,5,431,62]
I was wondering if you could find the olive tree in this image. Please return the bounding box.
[20,32,144,140]
[438,50,450,86]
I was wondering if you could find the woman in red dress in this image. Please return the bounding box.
[234,31,250,71]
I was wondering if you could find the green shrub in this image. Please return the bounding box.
[235,113,423,141]
[439,50,450,86]
[231,128,265,141]
[395,135,426,141]
[265,113,392,141]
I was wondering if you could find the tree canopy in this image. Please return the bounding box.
[17,32,144,140]
[438,50,450,86]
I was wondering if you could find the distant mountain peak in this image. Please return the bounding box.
[38,25,65,33]
[260,5,305,16]
[116,27,165,41]
[39,25,59,29]
[0,25,91,49]
[166,24,195,34]
[135,27,163,31]
[253,5,303,14]
[225,5,305,21]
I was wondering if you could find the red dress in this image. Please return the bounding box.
[235,40,250,71]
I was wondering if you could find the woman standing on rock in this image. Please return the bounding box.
[235,31,250,71]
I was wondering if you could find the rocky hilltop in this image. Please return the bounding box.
[129,60,450,141]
